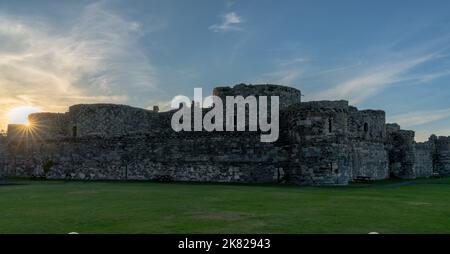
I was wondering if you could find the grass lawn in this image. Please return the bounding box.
[1,177,450,234]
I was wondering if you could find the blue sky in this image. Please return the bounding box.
[1,0,450,141]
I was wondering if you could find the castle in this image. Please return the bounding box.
[1,84,449,186]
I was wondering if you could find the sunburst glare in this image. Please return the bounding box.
[8,106,42,125]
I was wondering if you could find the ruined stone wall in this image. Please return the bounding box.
[6,124,28,142]
[289,100,349,138]
[387,128,416,179]
[14,105,166,141]
[434,137,450,176]
[213,84,301,110]
[68,104,162,138]
[386,123,400,135]
[349,142,389,180]
[286,101,390,184]
[286,101,350,185]
[28,112,70,139]
[346,109,389,180]
[413,142,433,178]
[0,136,6,179]
[6,132,288,184]
[2,83,446,186]
[348,108,386,142]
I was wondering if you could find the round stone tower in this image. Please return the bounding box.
[212,83,301,110]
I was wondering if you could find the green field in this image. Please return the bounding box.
[1,177,450,234]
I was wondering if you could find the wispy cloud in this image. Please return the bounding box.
[260,69,303,85]
[388,107,450,142]
[209,12,243,32]
[311,52,448,104]
[390,108,450,127]
[277,57,309,66]
[407,68,450,83]
[0,1,159,128]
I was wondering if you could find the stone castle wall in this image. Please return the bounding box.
[285,100,390,185]
[213,84,302,110]
[349,142,389,180]
[67,104,163,138]
[1,83,448,185]
[0,135,6,179]
[387,128,416,179]
[28,113,69,139]
[434,136,450,176]
[414,142,434,178]
[348,108,386,142]
[286,101,350,185]
[7,132,287,183]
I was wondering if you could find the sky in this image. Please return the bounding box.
[1,0,450,141]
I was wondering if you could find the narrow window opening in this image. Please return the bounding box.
[328,118,333,133]
[72,126,77,138]
[364,123,369,133]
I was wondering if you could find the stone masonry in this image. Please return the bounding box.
[0,84,447,185]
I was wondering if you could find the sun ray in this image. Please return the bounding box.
[8,106,42,126]
[6,106,46,144]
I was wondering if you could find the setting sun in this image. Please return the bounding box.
[7,106,42,125]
